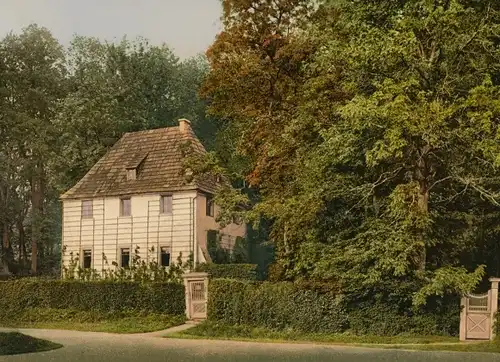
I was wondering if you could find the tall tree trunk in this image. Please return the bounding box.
[2,223,8,249]
[417,182,429,271]
[1,223,10,274]
[416,145,431,271]
[31,174,42,274]
[18,219,26,264]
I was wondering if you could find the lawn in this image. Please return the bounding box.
[169,321,500,354]
[174,321,457,344]
[0,332,62,355]
[0,308,185,334]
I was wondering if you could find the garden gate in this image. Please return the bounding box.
[460,277,500,341]
[182,272,208,321]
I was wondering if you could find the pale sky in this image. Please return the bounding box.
[0,0,222,59]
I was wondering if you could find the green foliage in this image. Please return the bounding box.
[413,266,486,306]
[208,279,460,336]
[0,279,185,320]
[205,229,249,264]
[195,263,258,280]
[347,301,460,337]
[202,0,500,304]
[3,308,185,333]
[61,246,193,283]
[208,279,348,333]
[179,320,458,344]
[266,263,285,282]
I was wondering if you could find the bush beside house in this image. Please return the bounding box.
[195,263,259,281]
[208,279,460,336]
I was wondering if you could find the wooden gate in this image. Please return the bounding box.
[460,278,500,341]
[182,272,208,321]
[464,293,491,340]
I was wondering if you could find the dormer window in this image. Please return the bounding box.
[126,167,136,181]
[125,152,148,181]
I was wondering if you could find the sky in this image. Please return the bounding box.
[0,0,222,59]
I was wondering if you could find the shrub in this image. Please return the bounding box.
[208,279,348,333]
[266,263,285,282]
[208,278,460,336]
[195,263,258,281]
[344,289,460,336]
[0,280,185,321]
[62,247,193,283]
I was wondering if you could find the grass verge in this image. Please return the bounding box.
[168,321,500,353]
[0,308,185,334]
[173,321,457,344]
[0,332,62,355]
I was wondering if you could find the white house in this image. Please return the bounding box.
[60,119,245,273]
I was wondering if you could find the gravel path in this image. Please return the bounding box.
[1,327,500,362]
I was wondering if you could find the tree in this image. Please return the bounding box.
[0,24,67,274]
[203,0,500,302]
[55,37,217,191]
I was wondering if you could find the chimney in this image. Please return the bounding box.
[179,119,191,134]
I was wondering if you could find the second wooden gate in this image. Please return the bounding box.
[460,277,500,341]
[182,272,208,321]
[464,293,491,340]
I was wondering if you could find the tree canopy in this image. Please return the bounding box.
[201,0,500,303]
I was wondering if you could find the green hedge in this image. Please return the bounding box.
[208,279,460,336]
[208,278,348,333]
[195,263,258,281]
[0,280,185,320]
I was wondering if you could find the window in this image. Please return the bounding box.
[160,195,173,214]
[120,198,131,217]
[126,168,136,181]
[82,249,92,269]
[160,246,171,267]
[206,195,214,217]
[81,200,93,218]
[120,248,130,268]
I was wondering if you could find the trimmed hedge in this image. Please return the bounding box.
[208,279,460,336]
[208,278,348,333]
[195,263,259,281]
[0,280,185,320]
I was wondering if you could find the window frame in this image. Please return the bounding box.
[80,247,93,269]
[206,195,214,217]
[120,197,131,217]
[81,200,93,218]
[118,246,131,269]
[159,246,171,267]
[160,194,173,214]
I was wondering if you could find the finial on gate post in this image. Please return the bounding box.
[489,277,500,290]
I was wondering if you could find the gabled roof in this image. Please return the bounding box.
[61,119,216,200]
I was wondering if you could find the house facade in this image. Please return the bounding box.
[60,119,245,273]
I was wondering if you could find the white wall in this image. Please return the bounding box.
[61,191,201,274]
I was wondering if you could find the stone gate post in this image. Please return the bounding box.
[459,296,467,341]
[489,277,500,340]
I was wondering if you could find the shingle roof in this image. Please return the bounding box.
[61,120,216,200]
